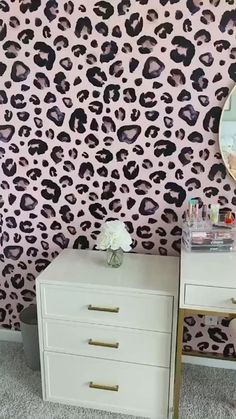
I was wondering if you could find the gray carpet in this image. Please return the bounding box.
[0,342,236,419]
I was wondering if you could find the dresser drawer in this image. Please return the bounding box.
[185,284,236,310]
[44,319,171,368]
[41,285,173,332]
[44,351,169,418]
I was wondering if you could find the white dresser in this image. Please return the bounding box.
[174,249,236,418]
[36,249,179,419]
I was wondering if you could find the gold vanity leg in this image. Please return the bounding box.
[173,308,185,419]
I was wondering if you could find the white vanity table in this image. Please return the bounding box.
[174,249,236,418]
[36,249,179,419]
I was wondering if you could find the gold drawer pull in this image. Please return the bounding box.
[89,382,119,392]
[88,339,119,349]
[231,298,236,304]
[88,304,119,313]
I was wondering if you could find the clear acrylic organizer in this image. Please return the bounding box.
[182,211,236,252]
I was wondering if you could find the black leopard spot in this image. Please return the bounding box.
[60,57,73,71]
[93,1,114,19]
[109,61,123,78]
[198,95,209,107]
[89,203,107,219]
[139,198,159,216]
[41,179,61,203]
[58,17,71,31]
[33,73,50,90]
[134,180,152,195]
[179,104,199,126]
[0,90,7,105]
[188,132,203,143]
[215,87,229,101]
[11,61,30,82]
[154,140,176,157]
[73,235,89,249]
[20,194,38,211]
[11,94,27,109]
[125,13,143,37]
[18,29,34,44]
[86,67,107,87]
[185,316,196,326]
[95,148,113,164]
[154,23,173,38]
[164,183,186,207]
[117,0,130,15]
[53,36,68,51]
[100,41,118,63]
[34,42,55,70]
[123,161,139,179]
[0,125,15,143]
[101,116,116,133]
[2,158,16,177]
[43,1,58,21]
[103,85,120,104]
[137,36,157,54]
[178,147,193,166]
[183,326,192,343]
[201,9,215,25]
[101,181,116,199]
[3,41,21,59]
[219,10,236,34]
[199,52,214,67]
[0,309,6,322]
[214,40,230,53]
[75,17,92,39]
[194,29,211,46]
[117,125,141,144]
[208,327,228,343]
[186,0,202,14]
[191,68,208,91]
[46,106,65,127]
[142,57,165,79]
[4,246,23,260]
[69,108,87,133]
[203,106,221,133]
[0,62,6,76]
[11,274,24,290]
[139,92,157,108]
[54,72,70,94]
[168,69,185,87]
[228,63,236,82]
[223,344,235,357]
[171,36,195,66]
[20,0,41,13]
[208,163,226,182]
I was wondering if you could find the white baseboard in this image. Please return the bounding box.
[0,329,22,342]
[183,354,236,370]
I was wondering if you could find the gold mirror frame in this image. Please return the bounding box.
[219,85,236,181]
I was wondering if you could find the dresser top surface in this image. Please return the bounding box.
[37,249,179,294]
[181,249,236,288]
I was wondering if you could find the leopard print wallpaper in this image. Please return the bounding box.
[0,0,236,356]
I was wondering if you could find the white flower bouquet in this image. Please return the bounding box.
[97,220,132,267]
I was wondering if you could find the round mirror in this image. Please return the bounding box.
[219,85,236,180]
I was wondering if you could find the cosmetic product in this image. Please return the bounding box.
[188,199,193,221]
[189,199,198,222]
[210,204,219,224]
[225,211,234,225]
[202,204,207,221]
[194,200,199,221]
[213,224,232,230]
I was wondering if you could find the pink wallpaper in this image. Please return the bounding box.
[0,0,236,355]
